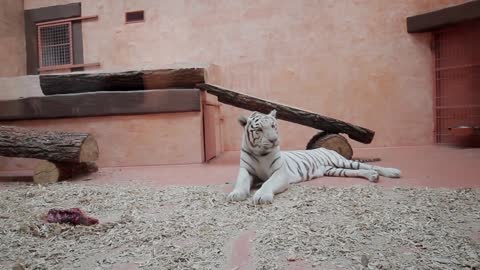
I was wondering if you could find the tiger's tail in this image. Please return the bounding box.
[351,157,381,163]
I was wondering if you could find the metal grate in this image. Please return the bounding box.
[433,20,480,144]
[125,10,144,23]
[37,22,73,68]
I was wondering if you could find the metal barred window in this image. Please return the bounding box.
[37,21,73,68]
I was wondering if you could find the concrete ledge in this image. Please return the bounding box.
[0,89,201,121]
[407,1,480,33]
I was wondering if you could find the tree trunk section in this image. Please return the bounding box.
[34,161,98,184]
[40,68,205,95]
[306,132,353,160]
[196,83,375,144]
[307,132,381,162]
[0,125,99,162]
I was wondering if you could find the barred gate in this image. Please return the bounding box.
[433,20,480,144]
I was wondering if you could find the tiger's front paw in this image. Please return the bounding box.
[253,189,274,204]
[227,189,249,201]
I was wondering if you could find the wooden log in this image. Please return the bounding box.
[306,132,353,159]
[39,68,205,95]
[0,126,98,163]
[34,161,98,184]
[306,132,381,162]
[196,83,375,144]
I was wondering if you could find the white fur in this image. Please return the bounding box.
[228,111,401,204]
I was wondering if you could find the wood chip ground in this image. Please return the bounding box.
[0,183,478,269]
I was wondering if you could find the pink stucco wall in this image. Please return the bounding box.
[0,112,205,171]
[0,0,26,77]
[23,0,469,150]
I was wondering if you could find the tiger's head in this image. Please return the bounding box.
[238,110,279,156]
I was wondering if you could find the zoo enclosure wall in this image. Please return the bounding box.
[0,0,473,152]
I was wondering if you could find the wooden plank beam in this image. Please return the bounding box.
[0,89,200,121]
[39,68,205,95]
[196,83,375,144]
[407,0,480,33]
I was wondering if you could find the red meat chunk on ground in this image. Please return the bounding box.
[46,208,98,226]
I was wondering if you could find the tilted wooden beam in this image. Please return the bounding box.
[196,83,375,144]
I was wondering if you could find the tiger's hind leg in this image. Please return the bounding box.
[319,150,401,178]
[348,161,401,178]
[323,166,379,182]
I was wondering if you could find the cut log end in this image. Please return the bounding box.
[33,161,98,184]
[306,132,353,160]
[79,135,99,162]
[34,161,60,184]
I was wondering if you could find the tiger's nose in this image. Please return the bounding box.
[269,138,278,144]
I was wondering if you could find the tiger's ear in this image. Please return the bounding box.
[238,115,248,127]
[269,109,277,118]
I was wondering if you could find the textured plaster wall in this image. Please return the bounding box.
[0,0,26,77]
[0,75,42,100]
[0,112,204,171]
[23,0,469,150]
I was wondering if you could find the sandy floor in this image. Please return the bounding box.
[2,146,480,191]
[0,183,479,270]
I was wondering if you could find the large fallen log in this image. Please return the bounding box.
[196,84,375,144]
[34,161,98,184]
[0,126,98,162]
[40,68,205,95]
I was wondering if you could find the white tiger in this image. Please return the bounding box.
[228,110,401,204]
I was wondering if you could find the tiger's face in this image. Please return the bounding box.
[239,110,279,156]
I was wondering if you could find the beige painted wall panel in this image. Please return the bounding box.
[0,0,26,77]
